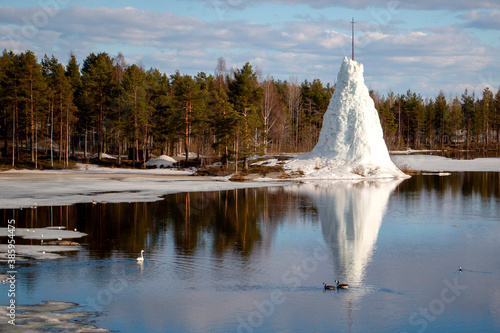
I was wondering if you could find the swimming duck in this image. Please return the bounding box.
[335,280,349,289]
[458,266,463,272]
[323,282,335,290]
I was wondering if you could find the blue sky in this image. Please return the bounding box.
[1,0,499,97]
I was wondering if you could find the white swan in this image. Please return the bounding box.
[136,250,144,262]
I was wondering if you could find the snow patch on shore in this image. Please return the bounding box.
[0,173,290,209]
[392,155,500,172]
[3,163,192,175]
[145,155,177,168]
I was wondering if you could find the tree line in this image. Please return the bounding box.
[0,50,499,169]
[372,88,500,151]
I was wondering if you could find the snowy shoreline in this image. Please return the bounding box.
[1,154,499,209]
[391,154,500,172]
[0,166,292,209]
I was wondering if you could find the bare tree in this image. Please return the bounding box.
[260,77,280,154]
[286,77,302,150]
[215,57,227,89]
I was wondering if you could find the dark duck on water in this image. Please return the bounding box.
[335,280,349,289]
[323,282,335,290]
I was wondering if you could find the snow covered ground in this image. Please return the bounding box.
[4,163,191,175]
[0,166,290,209]
[391,154,500,172]
[90,153,116,159]
[1,152,498,210]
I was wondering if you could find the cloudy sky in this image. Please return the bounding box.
[1,0,499,97]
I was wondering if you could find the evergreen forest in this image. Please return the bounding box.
[1,50,499,169]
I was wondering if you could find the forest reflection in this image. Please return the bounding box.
[399,172,500,198]
[1,172,498,261]
[1,187,316,260]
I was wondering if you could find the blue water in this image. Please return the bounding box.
[1,172,500,332]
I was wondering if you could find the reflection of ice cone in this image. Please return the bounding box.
[300,179,402,284]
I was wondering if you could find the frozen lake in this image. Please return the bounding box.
[1,172,500,332]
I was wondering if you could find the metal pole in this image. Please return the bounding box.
[352,17,355,61]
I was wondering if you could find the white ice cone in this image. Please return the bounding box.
[286,57,409,179]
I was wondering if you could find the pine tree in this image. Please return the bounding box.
[149,71,177,155]
[65,53,82,159]
[401,90,422,148]
[449,97,463,145]
[434,91,450,146]
[228,62,263,170]
[0,51,14,159]
[374,91,397,148]
[0,51,21,165]
[461,89,475,149]
[301,79,332,150]
[66,53,82,91]
[43,55,74,166]
[480,87,494,147]
[171,71,207,165]
[19,51,47,167]
[122,64,147,166]
[81,52,114,159]
[110,54,127,165]
[494,89,500,145]
[192,72,211,165]
[209,82,238,167]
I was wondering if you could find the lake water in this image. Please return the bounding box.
[1,172,500,332]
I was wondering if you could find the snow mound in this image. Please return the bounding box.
[177,152,201,159]
[286,57,408,179]
[90,153,116,159]
[252,158,279,167]
[145,155,178,168]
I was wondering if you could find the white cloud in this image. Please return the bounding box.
[461,10,500,30]
[0,4,498,97]
[192,0,500,11]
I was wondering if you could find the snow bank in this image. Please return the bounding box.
[286,57,408,179]
[145,155,177,168]
[0,173,290,209]
[251,158,279,167]
[392,154,500,172]
[177,152,201,159]
[4,163,192,175]
[90,152,116,159]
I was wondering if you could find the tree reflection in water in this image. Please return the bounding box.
[2,172,498,262]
